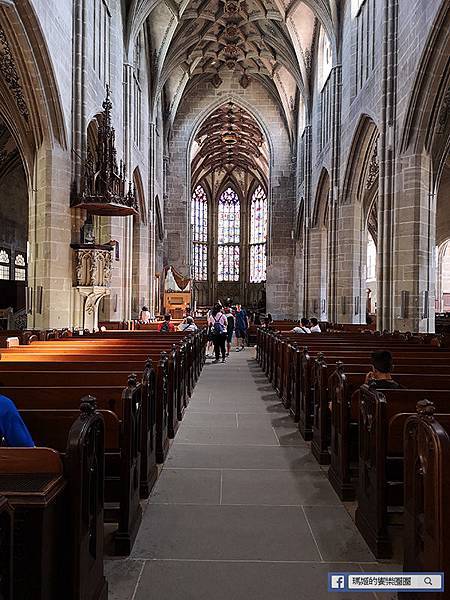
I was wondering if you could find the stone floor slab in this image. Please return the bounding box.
[131,504,320,561]
[175,424,279,446]
[104,559,143,600]
[303,505,375,562]
[133,560,376,600]
[221,469,340,506]
[165,444,321,470]
[149,468,222,505]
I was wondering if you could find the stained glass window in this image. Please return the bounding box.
[191,185,208,280]
[14,253,26,281]
[218,187,240,281]
[250,185,267,283]
[0,249,10,281]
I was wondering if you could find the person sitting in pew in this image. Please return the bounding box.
[0,394,34,447]
[158,313,176,333]
[139,306,151,324]
[178,316,198,332]
[292,318,311,334]
[310,317,322,333]
[365,350,403,389]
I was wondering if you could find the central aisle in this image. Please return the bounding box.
[107,350,389,600]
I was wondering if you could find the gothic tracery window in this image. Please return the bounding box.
[0,249,10,280]
[218,187,240,282]
[14,253,26,281]
[191,185,208,281]
[250,185,268,283]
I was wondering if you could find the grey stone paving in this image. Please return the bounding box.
[106,350,396,600]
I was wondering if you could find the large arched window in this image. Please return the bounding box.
[218,187,240,281]
[191,184,208,281]
[250,185,267,283]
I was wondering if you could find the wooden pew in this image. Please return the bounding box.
[0,350,173,470]
[0,360,158,500]
[2,375,143,556]
[355,387,450,558]
[0,495,13,600]
[295,344,450,440]
[311,355,450,465]
[328,368,450,501]
[403,401,450,589]
[0,397,107,600]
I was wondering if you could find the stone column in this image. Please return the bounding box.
[28,143,72,329]
[392,152,435,332]
[328,65,342,324]
[377,0,398,331]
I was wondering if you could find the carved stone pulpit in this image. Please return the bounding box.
[71,244,113,330]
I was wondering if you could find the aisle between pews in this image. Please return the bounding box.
[106,349,398,600]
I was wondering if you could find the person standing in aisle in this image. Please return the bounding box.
[234,303,249,351]
[224,306,235,356]
[208,304,228,363]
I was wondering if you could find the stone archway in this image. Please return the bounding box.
[0,1,70,329]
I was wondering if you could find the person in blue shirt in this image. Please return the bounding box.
[0,394,35,447]
[234,304,249,351]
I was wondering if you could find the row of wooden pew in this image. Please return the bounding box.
[0,328,206,600]
[256,327,450,577]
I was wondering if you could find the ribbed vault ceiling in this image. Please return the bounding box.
[191,101,268,187]
[123,0,337,134]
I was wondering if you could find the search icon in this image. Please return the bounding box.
[424,577,433,585]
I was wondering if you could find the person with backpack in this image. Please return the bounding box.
[224,306,235,356]
[208,303,227,363]
[158,313,175,332]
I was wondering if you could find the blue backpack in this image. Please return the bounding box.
[213,315,225,334]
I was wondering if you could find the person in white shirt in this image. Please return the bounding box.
[310,317,321,333]
[139,306,151,323]
[178,316,198,332]
[292,318,311,334]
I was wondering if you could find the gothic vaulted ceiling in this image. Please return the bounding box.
[191,100,268,187]
[125,0,337,134]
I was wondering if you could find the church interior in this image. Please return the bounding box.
[0,0,449,598]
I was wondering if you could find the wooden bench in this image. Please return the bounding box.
[0,495,13,600]
[2,375,143,556]
[311,355,450,465]
[0,397,107,600]
[403,401,450,581]
[355,387,450,558]
[328,368,450,501]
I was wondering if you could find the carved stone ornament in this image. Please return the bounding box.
[0,28,29,122]
[365,139,379,190]
[72,244,114,288]
[211,73,223,88]
[437,87,450,135]
[71,87,138,216]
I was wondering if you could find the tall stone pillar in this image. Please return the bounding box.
[28,144,72,329]
[377,0,398,331]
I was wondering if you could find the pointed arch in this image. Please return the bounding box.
[249,184,268,283]
[133,167,147,224]
[341,114,379,206]
[0,0,67,157]
[191,182,208,282]
[217,184,241,282]
[312,168,330,228]
[155,196,164,242]
[400,1,449,181]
